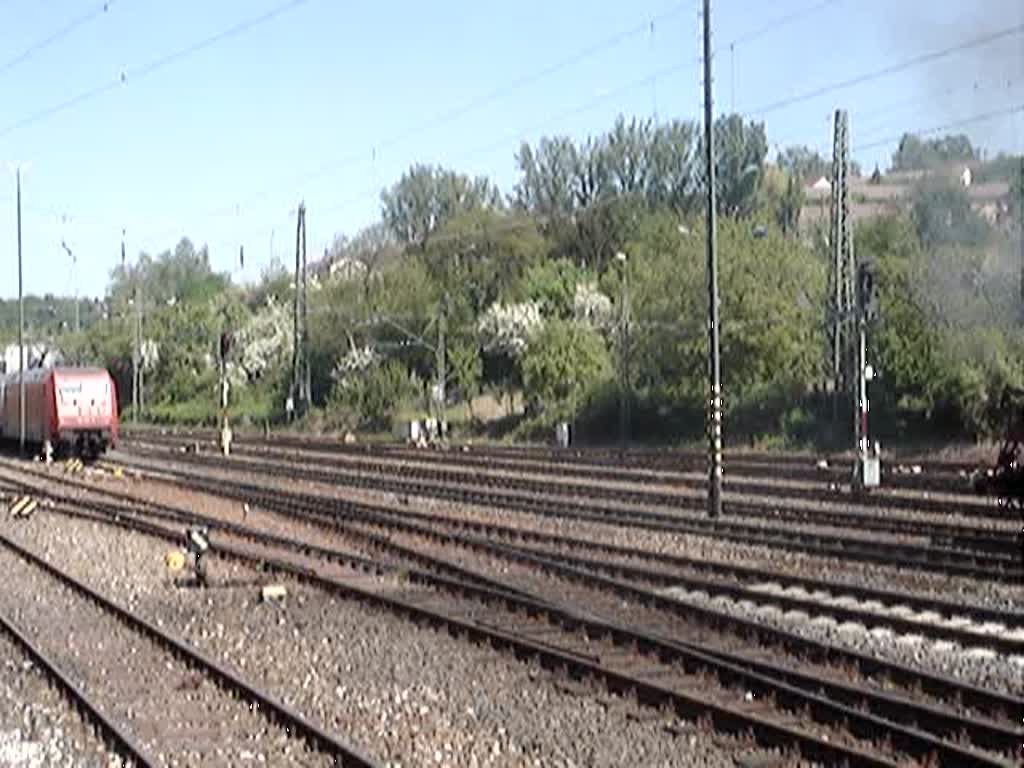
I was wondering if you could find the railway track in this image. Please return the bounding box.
[0,606,156,767]
[0,515,376,767]
[193,439,1018,547]
[127,429,988,495]
[4,466,1020,767]
[264,440,999,516]
[128,432,1004,522]
[121,444,1024,582]
[22,459,1021,721]
[20,455,1024,657]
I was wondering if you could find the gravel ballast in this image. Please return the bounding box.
[2,508,746,768]
[0,633,114,768]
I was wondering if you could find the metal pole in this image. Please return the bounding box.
[618,254,629,456]
[729,43,735,113]
[437,293,447,437]
[703,0,723,518]
[857,319,867,456]
[138,287,144,416]
[132,283,139,422]
[16,168,25,456]
[1019,158,1023,306]
[300,205,310,409]
[290,205,302,417]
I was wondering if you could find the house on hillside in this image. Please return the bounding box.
[799,164,1013,233]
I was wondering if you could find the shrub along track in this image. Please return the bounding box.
[1,462,1020,767]
[121,442,1023,583]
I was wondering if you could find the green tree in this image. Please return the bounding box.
[523,258,583,319]
[514,136,582,220]
[381,164,502,248]
[777,145,830,183]
[855,216,942,406]
[329,359,421,430]
[775,173,805,237]
[425,209,545,313]
[624,211,824,406]
[448,339,483,420]
[892,133,979,171]
[108,238,230,309]
[514,116,699,220]
[521,319,611,421]
[703,114,768,218]
[910,178,990,247]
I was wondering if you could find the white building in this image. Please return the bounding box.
[1,343,58,374]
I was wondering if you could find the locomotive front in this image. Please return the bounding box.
[51,368,119,456]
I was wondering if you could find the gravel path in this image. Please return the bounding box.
[2,507,749,768]
[0,633,115,768]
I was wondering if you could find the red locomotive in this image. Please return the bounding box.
[0,367,119,457]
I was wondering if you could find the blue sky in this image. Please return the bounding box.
[0,0,1022,299]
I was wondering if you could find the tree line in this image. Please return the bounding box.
[4,117,1021,445]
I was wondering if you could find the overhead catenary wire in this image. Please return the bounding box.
[727,0,844,48]
[311,60,698,220]
[851,103,1024,153]
[133,10,700,244]
[160,2,695,228]
[0,1,113,78]
[769,77,1021,153]
[146,18,1024,249]
[0,0,315,138]
[743,22,1024,117]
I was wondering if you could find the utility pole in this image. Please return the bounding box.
[290,202,310,418]
[702,0,723,518]
[61,240,79,335]
[301,206,310,409]
[436,293,447,439]
[854,257,880,489]
[828,109,853,430]
[138,287,144,416]
[132,282,142,422]
[219,324,233,456]
[615,251,630,455]
[124,228,138,422]
[1018,157,1023,307]
[16,168,25,456]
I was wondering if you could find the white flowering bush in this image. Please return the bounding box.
[478,301,543,357]
[573,282,614,330]
[140,339,160,372]
[236,301,293,382]
[331,344,381,389]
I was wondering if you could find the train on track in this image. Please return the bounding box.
[0,367,119,457]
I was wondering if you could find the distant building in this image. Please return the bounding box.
[1,343,59,375]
